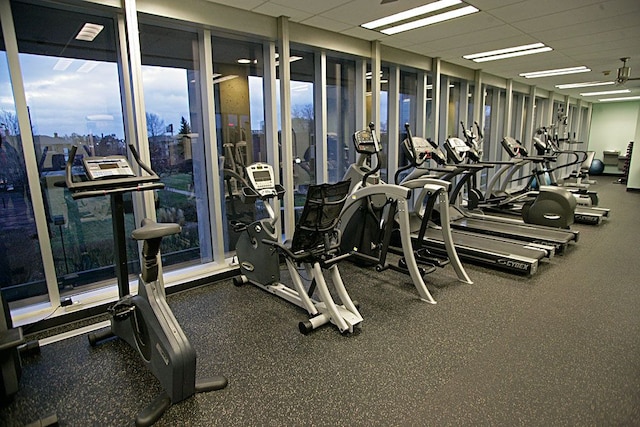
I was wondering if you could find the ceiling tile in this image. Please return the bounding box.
[269,0,355,15]
[487,0,603,23]
[203,0,266,9]
[299,15,353,33]
[252,2,313,20]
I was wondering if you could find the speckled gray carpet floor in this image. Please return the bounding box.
[1,180,639,426]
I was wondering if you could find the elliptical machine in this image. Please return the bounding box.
[65,145,227,426]
[232,162,362,334]
[465,136,577,229]
[340,124,472,304]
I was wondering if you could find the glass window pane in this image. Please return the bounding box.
[211,36,265,254]
[326,56,356,183]
[365,64,388,181]
[12,1,133,298]
[139,23,214,266]
[0,20,48,303]
[289,49,315,206]
[399,70,417,178]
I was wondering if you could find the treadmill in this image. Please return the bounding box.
[397,125,552,276]
[439,136,579,254]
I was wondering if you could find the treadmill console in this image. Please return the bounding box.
[403,136,447,166]
[444,137,471,164]
[502,136,529,158]
[83,156,136,180]
[245,163,278,197]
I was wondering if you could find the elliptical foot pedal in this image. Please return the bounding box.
[414,249,450,268]
[195,375,229,392]
[398,258,436,275]
[135,391,172,427]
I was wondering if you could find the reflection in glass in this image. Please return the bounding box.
[289,50,315,208]
[366,64,389,182]
[12,1,133,299]
[211,37,265,253]
[326,56,356,183]
[0,38,48,302]
[140,24,212,266]
[398,70,418,178]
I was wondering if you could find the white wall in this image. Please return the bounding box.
[631,108,640,189]
[588,101,640,189]
[588,102,639,156]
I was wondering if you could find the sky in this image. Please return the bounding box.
[0,51,322,140]
[0,52,192,140]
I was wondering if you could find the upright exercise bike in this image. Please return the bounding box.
[232,162,362,334]
[65,145,227,426]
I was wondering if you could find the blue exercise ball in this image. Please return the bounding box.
[590,159,605,175]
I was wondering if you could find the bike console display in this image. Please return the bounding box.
[245,163,284,198]
[83,156,135,180]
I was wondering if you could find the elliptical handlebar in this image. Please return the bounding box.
[395,123,416,185]
[474,121,483,139]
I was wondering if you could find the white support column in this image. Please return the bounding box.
[504,79,513,139]
[355,59,367,130]
[314,51,328,183]
[263,41,282,237]
[264,41,280,171]
[459,79,470,132]
[0,0,60,306]
[544,91,555,127]
[431,57,441,144]
[416,71,428,137]
[563,95,571,140]
[200,30,225,261]
[123,0,156,219]
[575,99,583,142]
[438,74,449,139]
[473,70,483,129]
[514,95,526,143]
[525,86,537,150]
[277,16,295,239]
[371,41,381,133]
[584,103,593,146]
[387,66,400,181]
[493,88,503,156]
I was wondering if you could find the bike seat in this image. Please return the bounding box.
[132,219,181,241]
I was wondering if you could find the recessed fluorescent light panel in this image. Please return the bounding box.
[75,23,104,42]
[580,89,630,97]
[463,43,552,62]
[555,81,615,89]
[519,66,590,78]
[599,96,640,102]
[361,0,479,35]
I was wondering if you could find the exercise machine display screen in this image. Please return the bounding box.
[353,129,380,154]
[246,163,277,197]
[83,156,136,180]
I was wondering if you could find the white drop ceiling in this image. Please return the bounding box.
[204,0,640,101]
